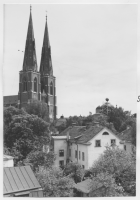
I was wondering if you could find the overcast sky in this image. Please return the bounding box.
[3,4,137,117]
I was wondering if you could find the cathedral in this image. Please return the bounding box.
[4,6,57,120]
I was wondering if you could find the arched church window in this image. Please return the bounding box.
[23,77,27,92]
[50,82,53,95]
[34,77,37,92]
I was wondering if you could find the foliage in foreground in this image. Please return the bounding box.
[90,147,136,196]
[24,151,55,172]
[90,172,125,197]
[63,162,85,183]
[4,106,50,165]
[36,166,75,197]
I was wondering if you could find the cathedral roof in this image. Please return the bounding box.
[40,15,53,76]
[22,7,38,72]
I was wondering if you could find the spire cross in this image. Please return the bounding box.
[46,11,47,20]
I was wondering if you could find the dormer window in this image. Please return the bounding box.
[102,132,109,135]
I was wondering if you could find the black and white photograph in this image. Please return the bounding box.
[2,1,138,197]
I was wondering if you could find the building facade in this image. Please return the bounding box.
[52,124,129,170]
[4,7,57,120]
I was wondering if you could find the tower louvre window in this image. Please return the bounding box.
[23,77,27,92]
[34,77,37,92]
[50,81,53,95]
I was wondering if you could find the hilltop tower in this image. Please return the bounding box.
[18,6,41,108]
[40,14,57,120]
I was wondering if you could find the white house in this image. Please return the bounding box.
[3,155,14,167]
[52,123,125,170]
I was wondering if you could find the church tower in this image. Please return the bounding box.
[40,14,57,120]
[18,6,41,108]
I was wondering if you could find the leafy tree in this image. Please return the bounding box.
[4,114,50,163]
[131,122,136,146]
[36,166,75,197]
[4,114,50,147]
[4,106,26,126]
[24,151,55,172]
[63,162,85,183]
[24,100,49,122]
[90,172,124,197]
[90,147,136,196]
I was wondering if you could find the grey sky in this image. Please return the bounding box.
[3,4,137,117]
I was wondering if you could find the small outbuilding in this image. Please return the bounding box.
[3,166,43,197]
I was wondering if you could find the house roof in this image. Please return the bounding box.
[59,125,112,144]
[4,95,18,105]
[76,126,104,144]
[59,126,86,139]
[3,166,41,195]
[118,127,133,142]
[74,179,92,193]
[59,124,122,144]
[55,118,67,127]
[74,178,104,194]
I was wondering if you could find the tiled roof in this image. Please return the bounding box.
[74,178,103,194]
[55,118,67,127]
[118,127,133,142]
[74,179,92,193]
[3,166,41,195]
[77,126,104,144]
[59,126,86,139]
[59,125,104,144]
[4,95,18,105]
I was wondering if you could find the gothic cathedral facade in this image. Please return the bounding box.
[4,7,57,121]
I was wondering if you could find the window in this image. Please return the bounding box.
[79,151,81,160]
[50,81,53,95]
[111,139,116,145]
[34,77,37,92]
[124,145,126,151]
[82,152,85,161]
[59,150,64,157]
[59,160,64,167]
[69,149,71,157]
[102,132,109,135]
[75,150,77,158]
[82,165,85,169]
[23,77,27,92]
[95,140,101,147]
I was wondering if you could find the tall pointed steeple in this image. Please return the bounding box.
[40,14,53,76]
[23,6,38,71]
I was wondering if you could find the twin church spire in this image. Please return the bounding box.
[40,14,53,76]
[23,6,53,75]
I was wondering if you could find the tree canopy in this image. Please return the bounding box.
[36,166,75,197]
[63,162,85,183]
[4,106,50,165]
[24,100,49,122]
[90,147,136,196]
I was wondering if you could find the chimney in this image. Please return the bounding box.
[86,122,92,129]
[109,122,114,129]
[93,122,100,127]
